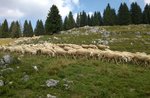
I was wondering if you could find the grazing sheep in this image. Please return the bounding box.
[82,44,98,49]
[97,44,110,50]
[0,42,149,67]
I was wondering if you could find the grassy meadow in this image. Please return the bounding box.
[0,25,150,98]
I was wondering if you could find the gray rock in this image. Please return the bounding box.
[46,79,59,87]
[0,80,4,86]
[3,55,13,64]
[22,75,29,82]
[47,94,56,98]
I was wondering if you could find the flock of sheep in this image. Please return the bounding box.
[0,42,150,66]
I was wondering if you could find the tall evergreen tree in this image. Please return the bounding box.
[63,16,69,30]
[87,14,91,26]
[92,12,103,26]
[28,21,34,37]
[76,13,81,27]
[103,4,116,25]
[0,19,9,38]
[45,5,62,34]
[67,11,76,29]
[118,3,131,25]
[80,11,88,27]
[34,20,45,36]
[11,21,21,38]
[23,20,29,37]
[130,2,142,24]
[9,21,15,33]
[143,4,150,24]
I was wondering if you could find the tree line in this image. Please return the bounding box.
[0,2,150,38]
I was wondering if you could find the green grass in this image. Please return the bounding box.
[0,52,150,98]
[1,25,150,98]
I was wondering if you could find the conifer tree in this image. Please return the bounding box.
[76,13,81,27]
[130,2,142,24]
[118,3,131,25]
[23,20,29,37]
[80,11,88,27]
[103,4,116,25]
[11,21,21,38]
[45,5,62,34]
[63,16,69,30]
[67,11,76,29]
[28,21,34,37]
[0,19,9,38]
[34,20,45,36]
[143,4,150,24]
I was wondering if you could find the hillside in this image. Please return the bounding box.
[0,25,150,98]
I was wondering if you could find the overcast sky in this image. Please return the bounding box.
[0,0,149,28]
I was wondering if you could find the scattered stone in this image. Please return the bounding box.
[46,79,59,87]
[62,79,73,90]
[3,55,13,64]
[53,37,59,40]
[16,66,20,69]
[63,79,73,84]
[146,32,150,35]
[63,84,70,90]
[102,31,110,38]
[0,80,4,86]
[33,66,38,71]
[47,94,56,98]
[22,75,29,82]
[8,81,13,85]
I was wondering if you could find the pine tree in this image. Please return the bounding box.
[90,15,94,26]
[67,11,76,29]
[11,21,21,38]
[0,19,9,38]
[34,20,45,36]
[23,20,29,37]
[143,4,150,24]
[130,2,142,24]
[76,13,81,27]
[103,4,116,25]
[28,21,34,37]
[92,12,103,26]
[45,5,62,34]
[9,21,15,33]
[118,3,131,25]
[80,11,88,27]
[87,14,91,26]
[63,16,69,30]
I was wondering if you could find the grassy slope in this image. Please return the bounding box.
[0,53,150,98]
[0,25,150,98]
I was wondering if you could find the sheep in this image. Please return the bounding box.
[67,49,77,59]
[37,48,55,57]
[63,46,74,51]
[97,44,110,50]
[76,48,91,59]
[82,44,98,49]
[24,47,37,55]
[1,42,149,67]
[53,46,67,57]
